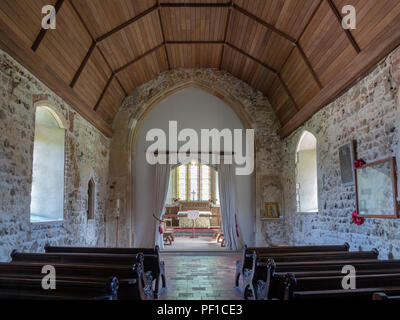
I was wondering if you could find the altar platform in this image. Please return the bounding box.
[171,226,221,237]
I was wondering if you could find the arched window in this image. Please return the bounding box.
[168,161,219,205]
[30,106,66,222]
[295,131,318,213]
[87,178,95,220]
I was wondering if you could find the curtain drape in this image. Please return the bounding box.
[153,164,172,249]
[217,163,241,250]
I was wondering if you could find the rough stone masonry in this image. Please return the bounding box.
[281,45,400,259]
[0,49,110,261]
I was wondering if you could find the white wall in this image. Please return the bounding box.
[133,87,255,247]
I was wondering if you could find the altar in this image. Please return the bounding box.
[177,211,212,228]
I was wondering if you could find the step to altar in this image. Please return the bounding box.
[171,227,221,237]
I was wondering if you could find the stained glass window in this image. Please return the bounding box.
[170,162,219,204]
[201,165,210,201]
[178,165,187,200]
[215,172,219,205]
[189,164,198,200]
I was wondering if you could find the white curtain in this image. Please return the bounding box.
[153,164,172,249]
[217,163,241,250]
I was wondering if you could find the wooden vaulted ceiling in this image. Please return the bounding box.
[1,1,400,138]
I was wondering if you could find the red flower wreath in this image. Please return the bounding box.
[352,210,364,226]
[354,159,366,169]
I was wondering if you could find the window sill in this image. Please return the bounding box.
[30,219,64,225]
[297,211,318,214]
[260,217,284,221]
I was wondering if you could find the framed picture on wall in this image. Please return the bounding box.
[355,157,398,219]
[339,141,355,186]
[265,202,280,219]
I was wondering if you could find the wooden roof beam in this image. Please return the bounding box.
[31,0,65,51]
[219,1,232,70]
[231,3,322,90]
[156,1,171,70]
[225,42,278,74]
[159,2,232,8]
[326,0,361,53]
[94,74,114,111]
[223,42,299,109]
[95,4,158,43]
[68,0,126,96]
[296,44,323,89]
[232,3,296,43]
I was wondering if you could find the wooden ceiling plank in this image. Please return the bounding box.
[218,4,231,69]
[0,17,112,137]
[114,43,165,74]
[94,74,114,111]
[296,43,323,89]
[297,0,323,41]
[96,4,158,43]
[70,40,96,88]
[157,3,171,70]
[232,3,296,44]
[67,0,126,98]
[280,15,400,138]
[277,73,299,111]
[326,0,360,53]
[159,2,231,8]
[31,0,65,51]
[225,42,278,75]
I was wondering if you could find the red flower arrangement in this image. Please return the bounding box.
[173,198,180,203]
[352,210,364,226]
[209,198,216,204]
[354,159,366,169]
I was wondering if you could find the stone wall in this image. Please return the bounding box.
[0,50,110,261]
[281,46,400,259]
[107,68,284,247]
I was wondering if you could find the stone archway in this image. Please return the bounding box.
[106,69,282,247]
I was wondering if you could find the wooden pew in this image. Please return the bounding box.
[44,245,166,298]
[235,243,350,287]
[373,292,400,300]
[241,249,378,300]
[0,275,119,300]
[293,287,400,300]
[284,273,400,300]
[269,258,400,273]
[0,261,148,300]
[10,251,153,299]
[257,259,400,300]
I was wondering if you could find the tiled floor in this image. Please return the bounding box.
[159,252,242,300]
[162,236,226,251]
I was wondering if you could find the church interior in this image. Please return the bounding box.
[1,0,400,302]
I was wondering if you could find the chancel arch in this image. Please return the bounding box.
[131,87,254,249]
[106,71,281,249]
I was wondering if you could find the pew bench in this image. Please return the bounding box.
[0,276,119,300]
[10,251,153,299]
[373,292,400,300]
[283,272,400,300]
[0,261,148,300]
[44,245,166,298]
[235,243,350,288]
[241,249,378,300]
[293,287,400,300]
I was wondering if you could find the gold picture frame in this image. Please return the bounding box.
[265,202,280,219]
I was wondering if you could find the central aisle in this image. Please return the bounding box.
[159,252,242,300]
